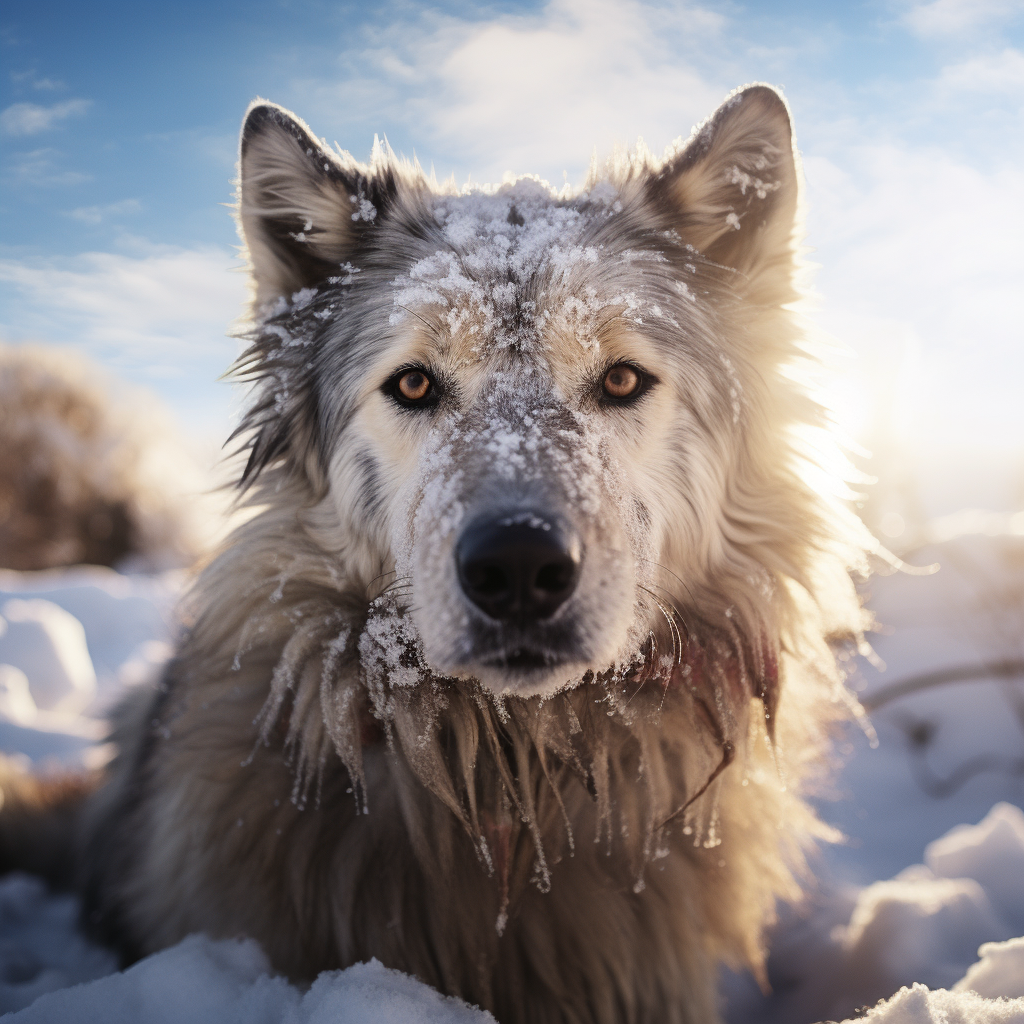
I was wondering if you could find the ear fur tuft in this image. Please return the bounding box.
[238,101,367,309]
[651,85,801,298]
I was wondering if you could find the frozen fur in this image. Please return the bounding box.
[72,85,873,1023]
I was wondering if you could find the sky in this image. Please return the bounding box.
[1,0,1022,511]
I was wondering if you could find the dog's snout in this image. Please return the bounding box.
[456,516,582,623]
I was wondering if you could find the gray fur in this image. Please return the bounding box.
[68,84,874,1023]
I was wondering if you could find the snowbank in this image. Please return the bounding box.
[5,934,493,1024]
[0,566,179,767]
[724,802,1024,1022]
[956,936,1024,1000]
[0,875,116,1015]
[840,981,1024,1024]
[828,803,1024,1004]
[834,933,1024,1024]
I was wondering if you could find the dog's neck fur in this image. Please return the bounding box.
[179,481,841,960]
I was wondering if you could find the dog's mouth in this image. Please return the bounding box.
[466,641,591,695]
[481,648,565,672]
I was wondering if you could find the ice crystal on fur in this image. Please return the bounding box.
[390,182,672,351]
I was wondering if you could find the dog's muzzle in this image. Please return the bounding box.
[455,513,582,625]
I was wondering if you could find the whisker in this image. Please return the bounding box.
[366,568,398,598]
[396,304,438,334]
[645,588,682,664]
[638,557,698,610]
[636,588,673,661]
[638,574,692,639]
[638,585,681,666]
[376,576,414,601]
[624,631,658,707]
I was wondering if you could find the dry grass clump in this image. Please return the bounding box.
[0,343,216,571]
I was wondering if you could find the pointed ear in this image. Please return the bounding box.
[238,101,368,307]
[651,85,801,293]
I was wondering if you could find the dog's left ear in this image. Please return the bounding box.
[651,85,801,293]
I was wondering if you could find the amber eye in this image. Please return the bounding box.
[602,364,641,400]
[397,370,431,401]
[385,367,439,409]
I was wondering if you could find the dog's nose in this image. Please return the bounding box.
[456,516,582,623]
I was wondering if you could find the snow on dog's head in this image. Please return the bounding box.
[232,86,867,700]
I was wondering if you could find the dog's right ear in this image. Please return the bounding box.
[238,101,368,308]
[648,85,801,300]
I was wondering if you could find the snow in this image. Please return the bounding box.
[0,600,96,715]
[840,983,1024,1024]
[0,566,179,767]
[4,934,492,1023]
[955,937,1024,1000]
[0,875,117,1015]
[389,180,667,347]
[0,530,1022,1022]
[926,802,1024,924]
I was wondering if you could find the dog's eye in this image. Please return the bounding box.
[385,367,439,409]
[602,364,642,401]
[398,370,430,401]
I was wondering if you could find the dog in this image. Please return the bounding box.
[2,84,872,1023]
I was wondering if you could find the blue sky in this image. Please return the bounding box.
[1,0,1022,498]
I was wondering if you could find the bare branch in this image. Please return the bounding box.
[861,659,1024,712]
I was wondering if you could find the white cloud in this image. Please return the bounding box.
[938,47,1024,93]
[0,245,246,377]
[68,199,142,225]
[903,0,1023,37]
[3,148,91,186]
[10,71,65,91]
[299,0,729,186]
[0,99,91,136]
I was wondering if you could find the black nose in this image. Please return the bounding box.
[456,516,582,623]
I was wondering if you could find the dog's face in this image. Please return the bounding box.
[237,87,803,697]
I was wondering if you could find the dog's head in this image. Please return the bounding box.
[235,86,844,700]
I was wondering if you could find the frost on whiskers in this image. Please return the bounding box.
[355,572,770,906]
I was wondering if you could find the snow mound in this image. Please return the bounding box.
[0,567,180,767]
[838,872,1011,995]
[838,982,1024,1024]
[0,598,96,714]
[954,937,1024,1000]
[5,933,493,1024]
[724,802,1024,1023]
[926,803,1024,930]
[0,874,116,1015]
[822,803,1024,1008]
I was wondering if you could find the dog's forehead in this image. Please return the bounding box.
[388,180,647,365]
